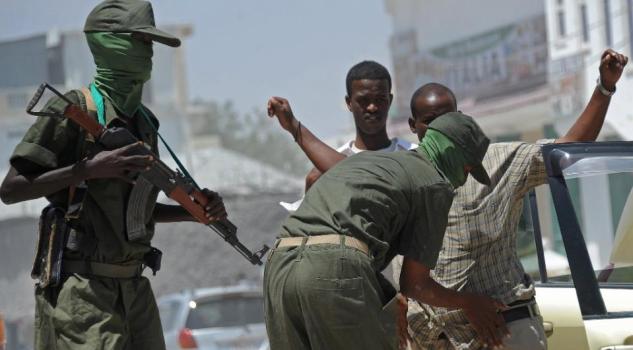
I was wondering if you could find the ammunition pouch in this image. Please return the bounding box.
[31,206,70,288]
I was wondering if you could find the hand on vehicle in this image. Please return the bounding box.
[395,292,411,350]
[461,294,508,349]
[599,49,629,91]
[85,142,154,182]
[267,96,300,134]
[199,188,227,221]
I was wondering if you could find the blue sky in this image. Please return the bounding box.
[0,0,393,137]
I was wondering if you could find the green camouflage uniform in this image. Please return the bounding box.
[11,91,164,350]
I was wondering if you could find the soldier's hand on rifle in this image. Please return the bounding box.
[599,49,628,91]
[200,188,227,221]
[461,293,509,349]
[85,142,154,183]
[267,96,300,136]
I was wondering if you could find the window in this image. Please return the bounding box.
[557,10,567,37]
[559,156,633,285]
[604,0,613,46]
[580,4,590,43]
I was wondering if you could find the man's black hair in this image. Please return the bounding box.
[345,61,392,96]
[410,82,457,117]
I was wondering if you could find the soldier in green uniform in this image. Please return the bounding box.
[0,1,226,349]
[263,109,508,350]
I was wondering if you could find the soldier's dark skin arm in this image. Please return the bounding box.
[0,142,153,204]
[400,257,509,349]
[0,143,227,223]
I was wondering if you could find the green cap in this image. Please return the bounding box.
[428,112,491,186]
[84,0,181,47]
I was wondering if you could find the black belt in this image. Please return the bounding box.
[501,299,539,323]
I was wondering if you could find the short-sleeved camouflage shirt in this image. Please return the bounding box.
[10,89,160,264]
[281,150,455,271]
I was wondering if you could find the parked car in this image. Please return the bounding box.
[526,142,633,349]
[158,284,266,350]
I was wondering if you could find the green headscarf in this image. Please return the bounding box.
[86,32,153,117]
[418,129,469,188]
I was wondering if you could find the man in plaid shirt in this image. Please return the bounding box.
[395,49,627,349]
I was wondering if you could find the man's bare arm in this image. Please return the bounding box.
[400,257,508,348]
[0,142,152,204]
[0,165,89,204]
[557,49,628,143]
[267,96,347,173]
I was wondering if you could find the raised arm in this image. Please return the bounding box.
[267,96,347,172]
[400,257,508,349]
[556,49,628,143]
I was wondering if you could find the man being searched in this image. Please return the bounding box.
[396,49,628,350]
[0,1,226,349]
[264,107,509,349]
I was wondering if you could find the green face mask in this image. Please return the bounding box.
[86,32,153,117]
[418,129,469,188]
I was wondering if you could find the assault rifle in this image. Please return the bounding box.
[27,83,270,265]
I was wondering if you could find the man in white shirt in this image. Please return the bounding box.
[279,60,415,211]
